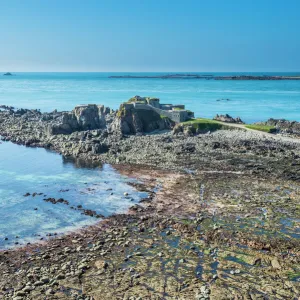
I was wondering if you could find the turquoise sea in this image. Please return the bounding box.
[0,72,300,123]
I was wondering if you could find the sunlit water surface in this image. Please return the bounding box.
[1,72,300,123]
[0,140,147,249]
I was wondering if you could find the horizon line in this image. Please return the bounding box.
[2,71,300,73]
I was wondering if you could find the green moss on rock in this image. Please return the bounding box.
[181,118,224,131]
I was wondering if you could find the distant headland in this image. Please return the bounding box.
[109,74,300,80]
[3,72,13,76]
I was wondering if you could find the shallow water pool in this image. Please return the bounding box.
[0,140,147,249]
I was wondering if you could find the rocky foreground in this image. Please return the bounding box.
[0,105,299,299]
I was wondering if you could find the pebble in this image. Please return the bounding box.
[33,281,44,286]
[46,288,55,295]
[55,273,65,280]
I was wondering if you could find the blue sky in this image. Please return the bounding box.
[0,0,299,72]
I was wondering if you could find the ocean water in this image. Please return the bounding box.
[0,140,147,249]
[0,72,300,123]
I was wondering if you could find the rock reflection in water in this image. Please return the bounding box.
[0,140,147,249]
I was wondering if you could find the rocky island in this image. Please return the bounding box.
[0,97,299,299]
[109,74,300,80]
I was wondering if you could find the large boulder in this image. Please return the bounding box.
[46,105,113,135]
[73,105,108,130]
[110,103,174,135]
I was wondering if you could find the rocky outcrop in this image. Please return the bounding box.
[0,105,15,111]
[74,105,109,130]
[260,119,300,137]
[110,103,174,135]
[0,105,40,116]
[213,114,244,124]
[0,101,174,159]
[46,105,114,135]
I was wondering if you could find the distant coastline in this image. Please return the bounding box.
[109,74,300,80]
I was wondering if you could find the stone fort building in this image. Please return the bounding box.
[123,95,194,123]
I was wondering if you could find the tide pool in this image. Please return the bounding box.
[0,140,147,249]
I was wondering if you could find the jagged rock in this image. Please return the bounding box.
[213,114,244,124]
[74,104,107,130]
[46,104,113,135]
[91,143,109,154]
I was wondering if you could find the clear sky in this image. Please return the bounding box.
[0,0,299,72]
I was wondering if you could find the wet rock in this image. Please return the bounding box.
[78,263,89,270]
[45,288,55,295]
[22,285,34,292]
[33,281,44,286]
[95,260,108,269]
[55,273,65,280]
[271,258,281,269]
[40,277,50,283]
[14,291,27,297]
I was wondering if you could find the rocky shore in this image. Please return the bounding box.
[1,104,300,179]
[0,103,299,299]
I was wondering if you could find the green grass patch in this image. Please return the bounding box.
[181,118,224,131]
[173,107,184,110]
[126,99,146,104]
[126,98,137,103]
[126,96,159,104]
[245,124,276,133]
[160,114,169,119]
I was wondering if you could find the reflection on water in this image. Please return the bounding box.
[62,156,103,169]
[0,140,147,249]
